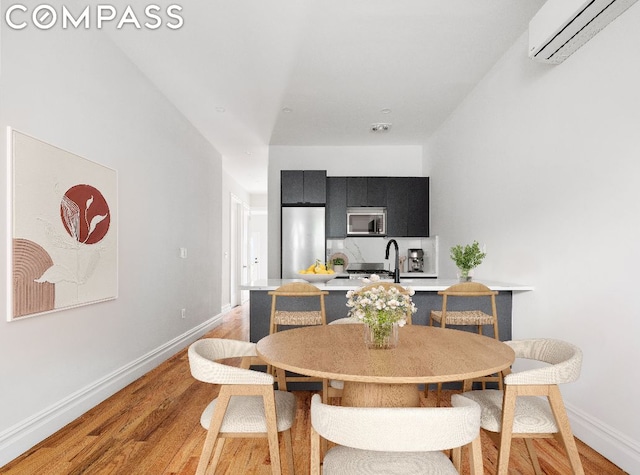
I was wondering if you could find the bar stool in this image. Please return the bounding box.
[268,282,328,389]
[428,281,502,404]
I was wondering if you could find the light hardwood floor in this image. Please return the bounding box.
[1,304,627,474]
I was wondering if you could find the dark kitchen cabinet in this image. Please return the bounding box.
[346,177,367,207]
[386,177,410,236]
[281,170,326,205]
[407,177,429,237]
[281,171,304,204]
[386,177,429,237]
[347,177,387,207]
[366,177,387,206]
[326,177,347,238]
[326,174,430,238]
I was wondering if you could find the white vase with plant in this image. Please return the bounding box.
[450,240,486,282]
[332,257,345,274]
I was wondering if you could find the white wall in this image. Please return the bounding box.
[0,27,224,464]
[268,145,424,277]
[428,6,640,472]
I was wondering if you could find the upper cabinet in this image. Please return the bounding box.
[281,170,327,205]
[326,177,347,238]
[407,177,429,237]
[281,171,429,238]
[366,177,388,207]
[387,177,429,237]
[328,175,429,238]
[386,177,409,237]
[346,177,387,207]
[346,177,367,207]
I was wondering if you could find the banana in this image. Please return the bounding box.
[300,259,332,275]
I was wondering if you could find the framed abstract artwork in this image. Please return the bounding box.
[7,128,117,321]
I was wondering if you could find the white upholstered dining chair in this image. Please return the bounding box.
[460,338,584,475]
[188,338,297,475]
[310,393,483,475]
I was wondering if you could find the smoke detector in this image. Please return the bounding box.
[370,122,392,132]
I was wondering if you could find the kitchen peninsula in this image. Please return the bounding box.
[242,279,533,343]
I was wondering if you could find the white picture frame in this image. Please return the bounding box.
[7,127,118,321]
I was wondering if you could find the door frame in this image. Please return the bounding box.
[230,194,250,307]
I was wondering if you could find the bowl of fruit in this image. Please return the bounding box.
[297,259,338,283]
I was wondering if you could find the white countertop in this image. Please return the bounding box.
[332,272,438,278]
[242,279,534,292]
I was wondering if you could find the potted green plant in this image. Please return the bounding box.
[450,241,486,282]
[333,257,345,274]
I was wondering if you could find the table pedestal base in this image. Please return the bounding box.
[342,382,420,407]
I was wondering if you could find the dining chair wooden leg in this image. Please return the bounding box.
[197,391,232,475]
[496,386,517,475]
[262,389,283,475]
[475,326,487,390]
[310,425,321,475]
[207,439,226,475]
[424,315,437,405]
[282,429,295,475]
[451,446,462,471]
[318,382,329,460]
[199,434,222,475]
[524,438,542,475]
[468,435,483,475]
[548,386,585,475]
[275,367,288,392]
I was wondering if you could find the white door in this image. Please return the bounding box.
[241,204,250,303]
[230,195,250,307]
[249,210,268,281]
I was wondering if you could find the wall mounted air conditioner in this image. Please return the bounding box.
[529,0,638,64]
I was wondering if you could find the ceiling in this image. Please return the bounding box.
[110,0,546,193]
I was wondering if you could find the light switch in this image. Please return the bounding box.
[179,247,188,259]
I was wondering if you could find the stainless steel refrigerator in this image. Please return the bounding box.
[281,207,326,278]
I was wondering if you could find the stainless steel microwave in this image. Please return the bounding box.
[347,208,386,236]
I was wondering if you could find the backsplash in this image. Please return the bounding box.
[327,236,439,275]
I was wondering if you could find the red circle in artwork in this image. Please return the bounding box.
[60,184,111,245]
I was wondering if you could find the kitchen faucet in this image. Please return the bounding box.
[385,239,401,283]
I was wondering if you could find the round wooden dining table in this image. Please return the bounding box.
[256,324,515,407]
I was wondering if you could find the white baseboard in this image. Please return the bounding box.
[0,312,223,467]
[568,402,640,473]
[220,303,232,313]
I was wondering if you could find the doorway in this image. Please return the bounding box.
[230,195,250,307]
[249,209,268,282]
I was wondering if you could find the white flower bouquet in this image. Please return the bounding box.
[346,275,417,348]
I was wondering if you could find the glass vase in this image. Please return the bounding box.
[364,321,399,349]
[457,268,473,282]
